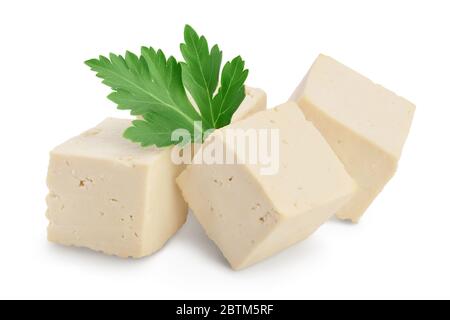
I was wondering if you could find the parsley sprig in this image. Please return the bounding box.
[85,25,248,147]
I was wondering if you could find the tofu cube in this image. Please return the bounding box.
[46,118,187,258]
[46,87,267,258]
[231,87,267,122]
[290,54,415,222]
[177,102,355,269]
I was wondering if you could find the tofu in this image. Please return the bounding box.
[290,54,415,222]
[231,87,267,122]
[46,89,267,258]
[46,118,187,258]
[177,102,355,269]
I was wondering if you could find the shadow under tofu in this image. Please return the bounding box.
[327,215,358,226]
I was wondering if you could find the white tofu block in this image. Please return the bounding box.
[46,88,267,258]
[232,87,267,122]
[46,118,187,258]
[177,103,356,269]
[290,54,415,222]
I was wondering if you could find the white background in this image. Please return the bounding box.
[0,0,449,300]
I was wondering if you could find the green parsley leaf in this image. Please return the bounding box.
[180,25,222,128]
[124,112,186,147]
[180,25,249,129]
[85,48,202,147]
[213,56,249,128]
[85,25,249,147]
